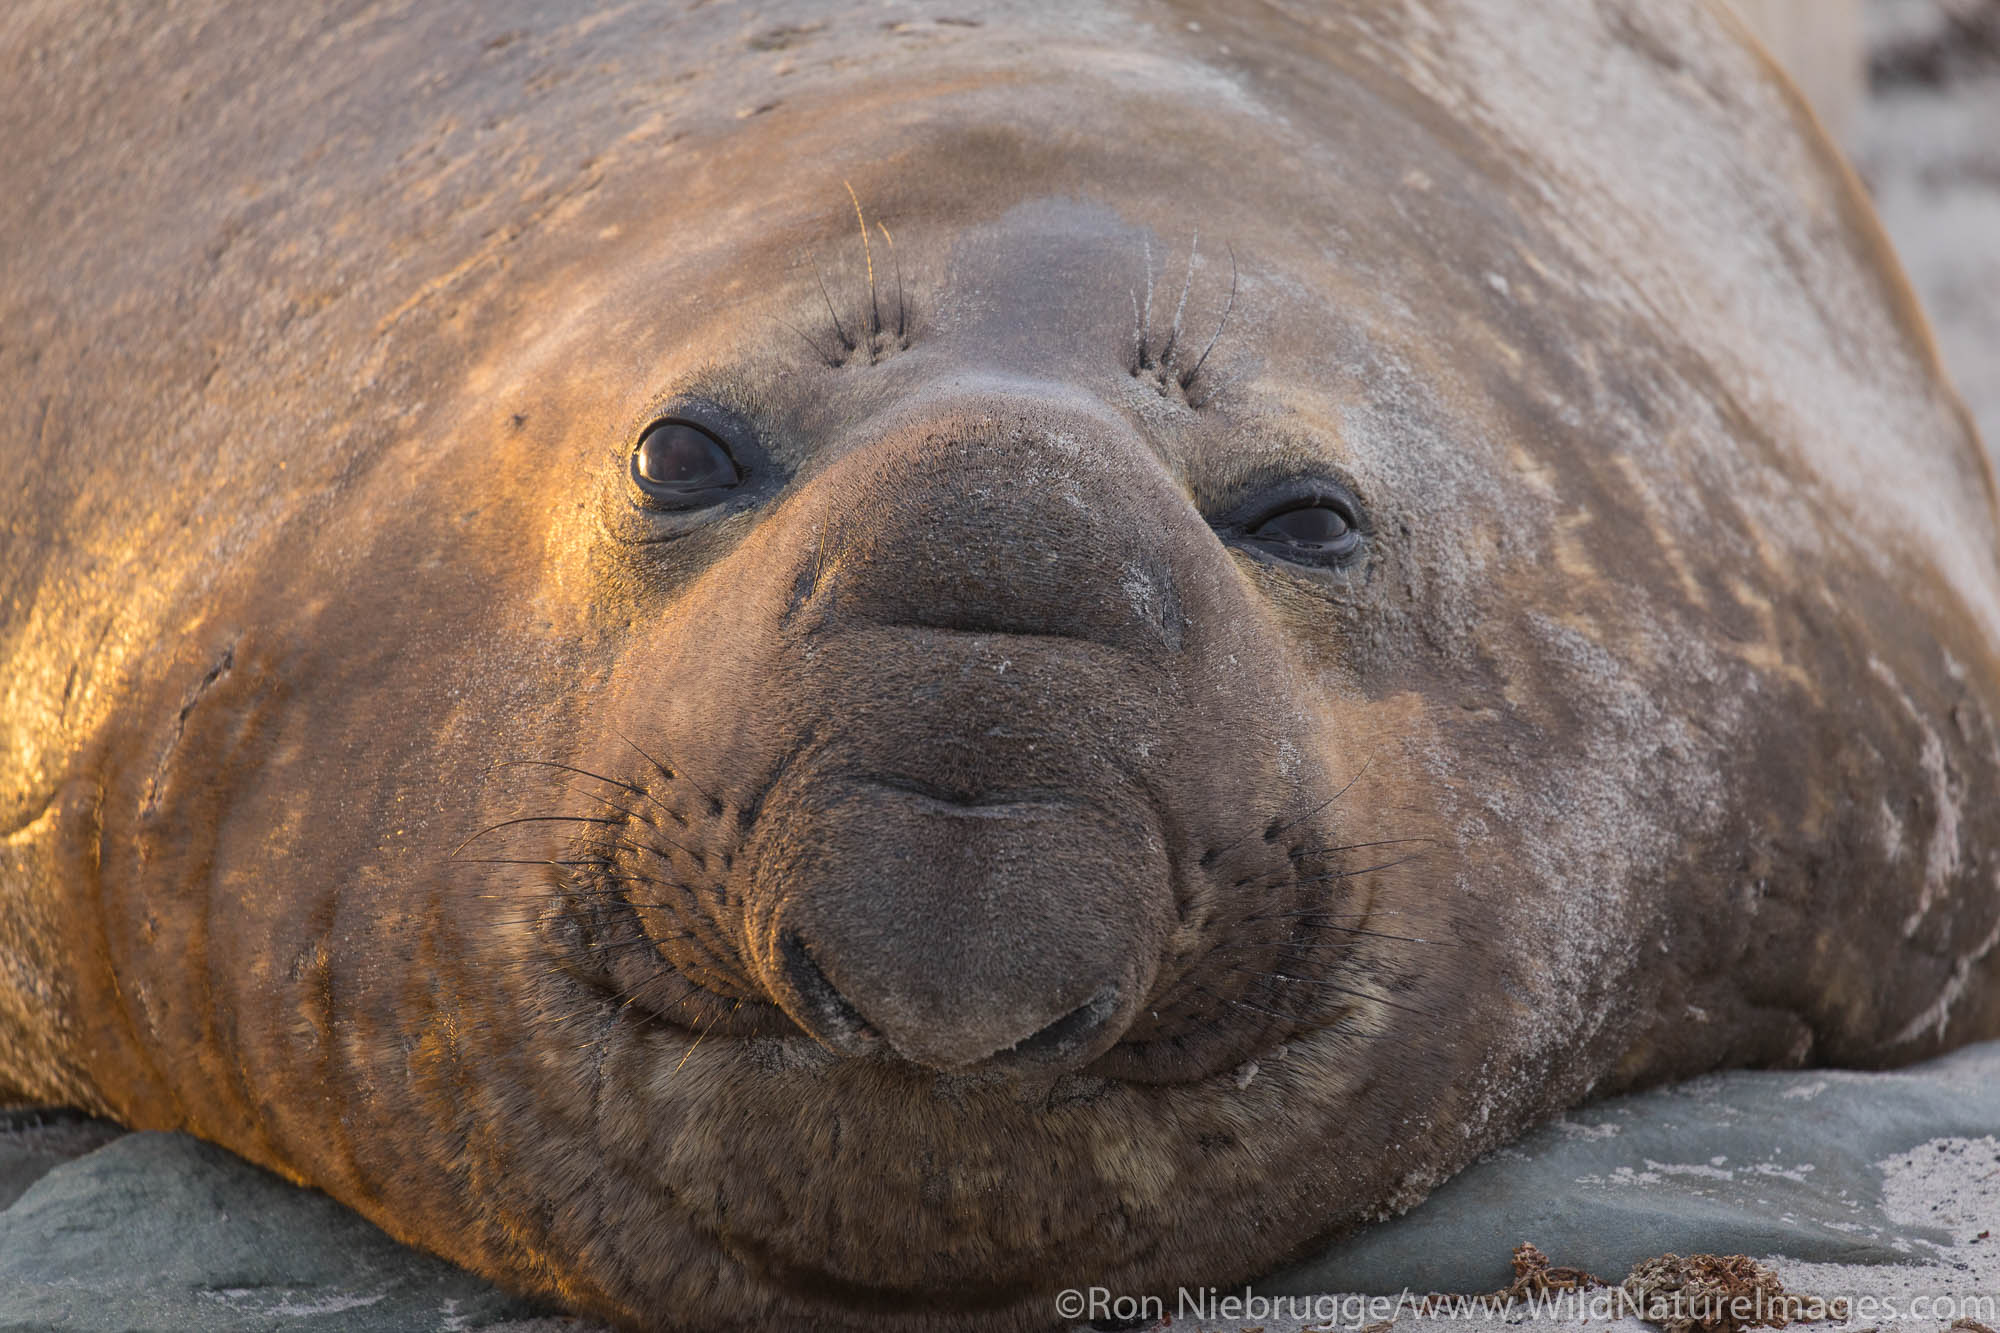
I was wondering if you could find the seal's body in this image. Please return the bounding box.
[3,1,1997,1328]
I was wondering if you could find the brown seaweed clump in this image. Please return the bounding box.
[1621,1252,1847,1333]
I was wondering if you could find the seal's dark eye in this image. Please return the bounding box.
[1246,500,1362,563]
[632,420,741,505]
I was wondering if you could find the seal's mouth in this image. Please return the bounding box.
[528,736,1376,1088]
[776,930,884,1055]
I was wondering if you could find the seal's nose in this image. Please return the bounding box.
[759,777,1169,1072]
[778,394,1189,655]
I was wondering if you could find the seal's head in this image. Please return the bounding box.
[16,2,2000,1331]
[569,206,1380,1088]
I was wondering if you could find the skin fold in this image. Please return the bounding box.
[2,1,1997,1329]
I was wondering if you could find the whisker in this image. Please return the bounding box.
[1189,372,1235,410]
[1212,928,1450,949]
[618,834,711,868]
[1216,835,1439,895]
[1181,978,1321,1029]
[610,726,720,809]
[1202,758,1375,868]
[491,759,683,823]
[1295,835,1437,857]
[547,779,657,830]
[1290,758,1374,835]
[600,814,711,865]
[1219,851,1430,903]
[843,180,879,341]
[809,253,854,352]
[609,971,710,1019]
[1224,965,1431,1017]
[448,857,609,868]
[1244,907,1417,923]
[1139,236,1156,366]
[1315,852,1428,882]
[450,815,617,859]
[1295,929,1447,948]
[1307,1014,1400,1043]
[1159,227,1198,368]
[1233,850,1433,902]
[485,912,703,936]
[876,220,905,342]
[779,316,842,368]
[1182,243,1236,389]
[541,870,660,894]
[578,933,709,958]
[677,999,738,1072]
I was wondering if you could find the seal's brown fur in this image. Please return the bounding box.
[3,1,1998,1329]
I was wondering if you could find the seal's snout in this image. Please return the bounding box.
[754,775,1172,1072]
[726,398,1198,1072]
[605,385,1316,1080]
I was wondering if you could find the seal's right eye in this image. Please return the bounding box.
[1247,502,1360,559]
[632,420,742,507]
[1220,480,1369,572]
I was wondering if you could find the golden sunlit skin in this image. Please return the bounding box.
[3,1,1999,1330]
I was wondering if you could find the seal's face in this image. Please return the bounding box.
[465,199,1441,1314]
[566,205,1376,1085]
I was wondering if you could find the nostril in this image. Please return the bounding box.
[1001,983,1122,1064]
[778,931,880,1055]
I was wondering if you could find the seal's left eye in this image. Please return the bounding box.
[1246,501,1362,562]
[632,420,741,505]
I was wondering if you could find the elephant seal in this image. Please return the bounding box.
[3,0,1998,1328]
